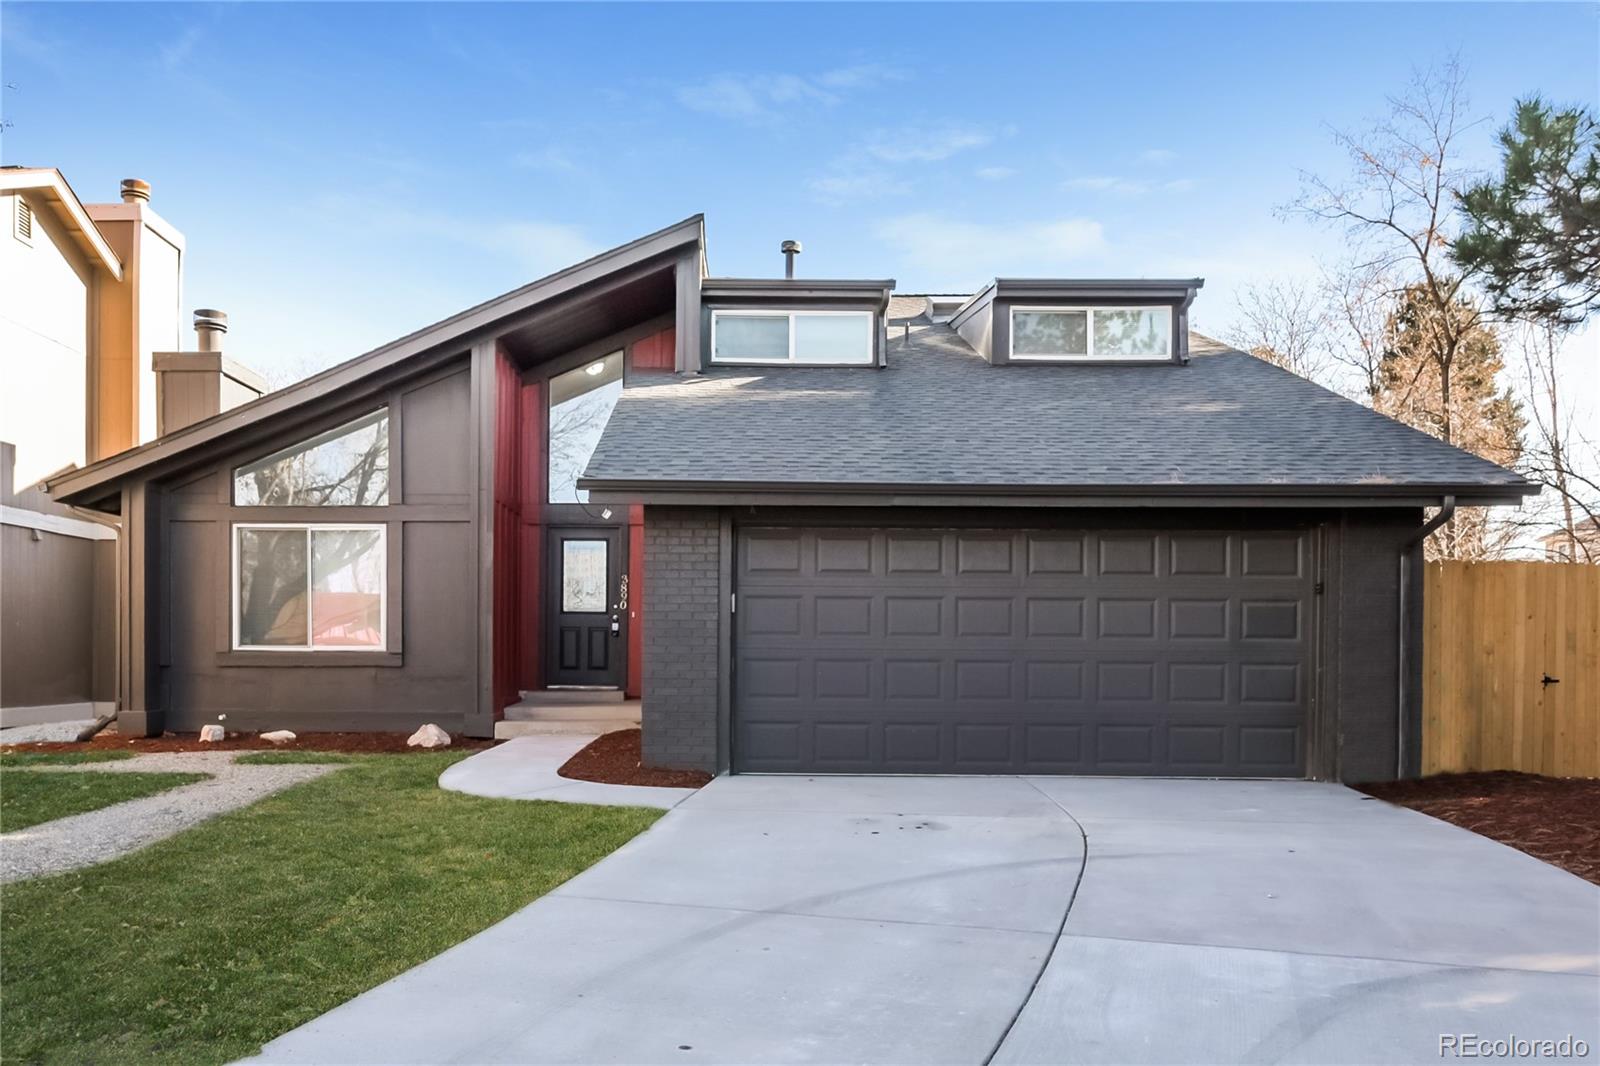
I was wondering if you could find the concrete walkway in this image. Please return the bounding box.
[249,777,1599,1065]
[438,735,698,809]
[1,751,336,882]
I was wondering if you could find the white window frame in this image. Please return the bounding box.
[231,522,388,652]
[710,309,875,366]
[1008,305,1173,362]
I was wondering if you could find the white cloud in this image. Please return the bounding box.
[1063,176,1196,196]
[513,146,580,174]
[865,123,994,163]
[1139,148,1177,165]
[809,167,910,205]
[975,166,1017,181]
[873,213,1106,282]
[159,25,204,71]
[675,64,904,121]
[316,195,601,278]
[476,221,602,275]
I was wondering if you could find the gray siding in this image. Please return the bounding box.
[641,506,721,772]
[0,524,116,709]
[1,446,117,712]
[1326,509,1423,781]
[145,361,481,734]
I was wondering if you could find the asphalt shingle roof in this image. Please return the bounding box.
[583,322,1532,497]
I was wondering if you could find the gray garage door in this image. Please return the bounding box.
[733,526,1314,776]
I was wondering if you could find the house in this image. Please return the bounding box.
[44,216,1535,780]
[1,169,263,726]
[1541,517,1600,563]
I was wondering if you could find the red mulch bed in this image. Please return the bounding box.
[0,729,493,755]
[558,729,712,789]
[1357,771,1600,885]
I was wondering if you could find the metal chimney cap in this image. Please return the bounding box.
[193,309,228,332]
[780,240,803,254]
[120,178,151,203]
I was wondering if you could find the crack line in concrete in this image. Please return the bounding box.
[984,781,1089,1066]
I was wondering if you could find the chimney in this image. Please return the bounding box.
[193,308,227,352]
[119,178,151,204]
[781,239,802,279]
[152,310,267,437]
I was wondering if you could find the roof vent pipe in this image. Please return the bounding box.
[781,239,802,279]
[193,309,228,353]
[120,178,151,203]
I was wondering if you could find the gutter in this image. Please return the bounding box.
[1396,495,1455,778]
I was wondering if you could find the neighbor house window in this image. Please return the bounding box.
[233,524,386,650]
[1010,306,1172,360]
[233,410,390,506]
[549,351,624,504]
[711,310,874,366]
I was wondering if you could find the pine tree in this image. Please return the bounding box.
[1454,98,1600,327]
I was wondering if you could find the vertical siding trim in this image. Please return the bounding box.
[518,380,545,691]
[626,505,644,698]
[467,340,496,737]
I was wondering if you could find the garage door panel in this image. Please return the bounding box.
[734,528,1311,776]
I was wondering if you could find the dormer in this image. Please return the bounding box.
[699,277,895,370]
[949,278,1203,366]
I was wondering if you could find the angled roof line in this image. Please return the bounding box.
[0,167,124,280]
[48,213,705,504]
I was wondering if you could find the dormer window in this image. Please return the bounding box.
[711,310,874,366]
[1010,305,1172,361]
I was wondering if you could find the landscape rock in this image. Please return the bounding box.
[199,725,225,743]
[407,723,451,749]
[261,730,297,745]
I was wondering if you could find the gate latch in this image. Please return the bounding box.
[1541,674,1560,687]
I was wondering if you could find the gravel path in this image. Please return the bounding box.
[1,752,338,883]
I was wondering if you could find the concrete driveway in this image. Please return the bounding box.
[250,777,1599,1065]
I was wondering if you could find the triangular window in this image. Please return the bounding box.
[233,409,389,506]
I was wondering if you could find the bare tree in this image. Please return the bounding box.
[1292,59,1490,451]
[1227,278,1332,381]
[1320,260,1394,402]
[1513,320,1600,561]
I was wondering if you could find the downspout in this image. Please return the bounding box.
[1396,495,1455,778]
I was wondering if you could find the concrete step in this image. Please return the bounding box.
[494,719,639,739]
[505,702,642,723]
[517,689,624,706]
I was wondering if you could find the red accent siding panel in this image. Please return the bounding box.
[630,327,676,372]
[491,347,522,716]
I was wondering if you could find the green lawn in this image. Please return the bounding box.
[0,750,136,766]
[0,752,661,1065]
[0,769,209,833]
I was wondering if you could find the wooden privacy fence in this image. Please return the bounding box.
[1423,560,1600,777]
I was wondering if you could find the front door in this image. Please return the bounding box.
[546,528,624,687]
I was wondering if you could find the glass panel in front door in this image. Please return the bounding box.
[562,539,608,613]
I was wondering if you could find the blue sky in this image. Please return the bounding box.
[3,2,1597,386]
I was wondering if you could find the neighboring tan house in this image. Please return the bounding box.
[0,169,262,726]
[1541,518,1600,563]
[47,217,1536,781]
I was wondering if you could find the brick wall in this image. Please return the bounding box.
[1333,509,1421,782]
[641,506,721,772]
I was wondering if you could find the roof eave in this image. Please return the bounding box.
[48,213,707,505]
[1,168,124,279]
[581,478,1536,509]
